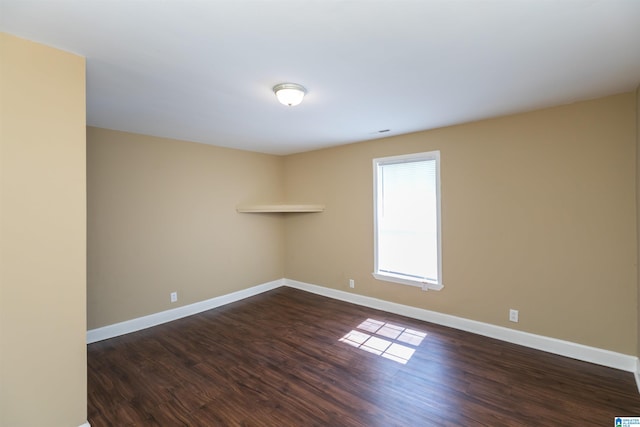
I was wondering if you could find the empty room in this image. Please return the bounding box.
[2,1,640,426]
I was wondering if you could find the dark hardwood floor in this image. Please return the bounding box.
[88,287,640,426]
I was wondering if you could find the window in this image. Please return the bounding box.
[373,151,442,291]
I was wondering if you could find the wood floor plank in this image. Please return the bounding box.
[88,287,640,426]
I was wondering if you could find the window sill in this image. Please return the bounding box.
[372,272,443,291]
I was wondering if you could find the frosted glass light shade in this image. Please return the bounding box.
[273,83,306,106]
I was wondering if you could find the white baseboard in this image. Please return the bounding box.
[284,278,639,374]
[86,277,639,379]
[86,279,284,343]
[78,422,91,427]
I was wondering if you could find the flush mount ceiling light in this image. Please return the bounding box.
[273,83,307,107]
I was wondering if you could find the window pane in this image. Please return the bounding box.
[377,156,439,282]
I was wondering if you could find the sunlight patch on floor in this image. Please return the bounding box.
[339,318,426,364]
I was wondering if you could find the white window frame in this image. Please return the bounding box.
[372,151,443,291]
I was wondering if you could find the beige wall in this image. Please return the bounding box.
[284,93,637,355]
[87,127,285,329]
[637,84,640,359]
[87,92,637,356]
[0,34,87,427]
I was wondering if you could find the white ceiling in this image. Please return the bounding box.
[2,1,639,155]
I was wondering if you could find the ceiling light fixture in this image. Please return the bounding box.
[273,83,306,107]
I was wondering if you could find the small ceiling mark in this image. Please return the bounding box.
[378,129,391,133]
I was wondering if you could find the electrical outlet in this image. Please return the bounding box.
[509,309,519,323]
[349,279,355,289]
[170,291,178,303]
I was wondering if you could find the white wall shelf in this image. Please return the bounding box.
[236,203,325,213]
